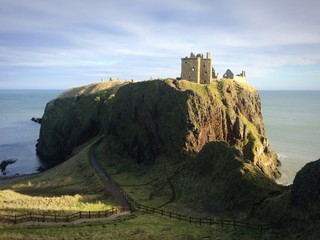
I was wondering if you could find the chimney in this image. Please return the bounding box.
[206,52,211,59]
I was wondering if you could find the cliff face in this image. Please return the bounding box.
[36,81,127,164]
[106,79,280,179]
[37,79,280,179]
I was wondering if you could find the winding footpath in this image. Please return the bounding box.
[89,137,131,212]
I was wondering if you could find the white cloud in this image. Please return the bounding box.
[0,0,319,89]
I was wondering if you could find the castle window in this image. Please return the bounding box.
[192,67,195,71]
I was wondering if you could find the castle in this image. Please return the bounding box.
[181,52,246,83]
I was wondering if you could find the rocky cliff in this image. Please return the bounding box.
[37,79,280,179]
[36,81,128,163]
[105,79,280,179]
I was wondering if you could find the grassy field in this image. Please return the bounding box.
[95,141,184,210]
[0,212,270,240]
[0,139,116,214]
[0,138,279,239]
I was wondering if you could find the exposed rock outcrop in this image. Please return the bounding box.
[0,159,17,173]
[31,117,42,124]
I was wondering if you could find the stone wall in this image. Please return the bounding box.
[200,58,212,84]
[181,56,200,83]
[181,52,212,84]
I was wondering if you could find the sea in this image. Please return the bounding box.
[0,90,63,177]
[0,89,319,184]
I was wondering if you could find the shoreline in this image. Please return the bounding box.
[0,172,39,184]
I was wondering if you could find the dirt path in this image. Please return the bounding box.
[89,137,131,212]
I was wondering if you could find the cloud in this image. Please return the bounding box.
[0,0,319,89]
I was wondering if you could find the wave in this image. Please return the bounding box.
[277,153,288,161]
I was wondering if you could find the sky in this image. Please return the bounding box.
[0,0,320,90]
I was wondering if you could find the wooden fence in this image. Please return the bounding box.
[0,138,277,231]
[0,208,124,224]
[117,185,275,232]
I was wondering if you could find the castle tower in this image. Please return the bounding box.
[200,52,212,84]
[181,52,212,84]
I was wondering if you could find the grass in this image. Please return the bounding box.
[95,141,178,209]
[0,139,117,214]
[57,80,129,99]
[0,212,270,240]
[0,138,282,239]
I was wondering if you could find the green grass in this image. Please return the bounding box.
[95,142,179,209]
[0,212,270,240]
[0,138,282,239]
[0,139,117,214]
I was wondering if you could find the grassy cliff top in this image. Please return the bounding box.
[58,80,130,99]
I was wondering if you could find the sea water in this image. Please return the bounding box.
[0,89,319,184]
[0,90,62,177]
[260,91,320,185]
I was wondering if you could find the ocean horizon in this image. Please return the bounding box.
[0,89,319,184]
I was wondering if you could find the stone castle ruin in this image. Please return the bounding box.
[181,52,246,84]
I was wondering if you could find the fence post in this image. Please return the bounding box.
[66,215,69,222]
[29,212,32,221]
[260,224,262,232]
[14,215,17,224]
[161,210,163,216]
[89,211,91,219]
[79,211,82,219]
[209,218,212,226]
[179,215,181,221]
[43,213,45,222]
[55,213,57,222]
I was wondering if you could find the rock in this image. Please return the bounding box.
[106,79,280,179]
[37,79,280,180]
[0,159,17,173]
[291,159,320,207]
[36,81,129,165]
[31,117,42,124]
